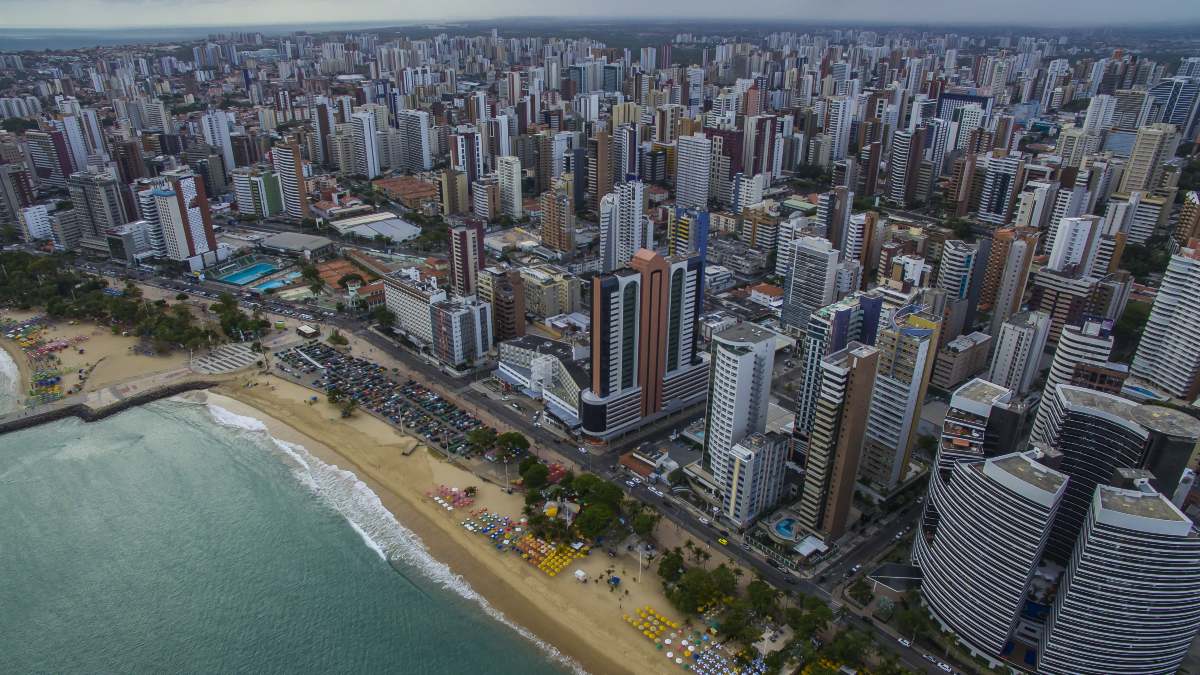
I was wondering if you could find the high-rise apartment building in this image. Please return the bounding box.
[703,323,779,527]
[539,179,575,253]
[586,130,612,210]
[780,236,840,334]
[796,342,879,539]
[988,311,1051,395]
[152,169,217,263]
[599,180,648,273]
[496,155,523,220]
[270,139,310,219]
[1039,481,1200,675]
[350,111,380,178]
[1131,243,1200,399]
[430,298,492,368]
[676,133,712,210]
[448,222,484,298]
[397,109,433,171]
[67,168,130,236]
[1119,123,1179,194]
[860,306,941,493]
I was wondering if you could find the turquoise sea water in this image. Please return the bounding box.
[0,400,574,674]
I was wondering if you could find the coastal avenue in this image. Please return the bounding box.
[103,266,943,674]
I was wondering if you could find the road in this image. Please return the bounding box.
[86,261,953,674]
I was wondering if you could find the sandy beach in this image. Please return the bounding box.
[207,374,707,675]
[0,310,189,406]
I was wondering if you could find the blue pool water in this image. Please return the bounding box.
[775,518,797,539]
[220,262,278,286]
[254,271,302,292]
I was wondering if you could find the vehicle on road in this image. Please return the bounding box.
[922,654,937,663]
[698,517,710,526]
[897,638,911,647]
[717,538,728,546]
[648,487,664,498]
[937,662,952,673]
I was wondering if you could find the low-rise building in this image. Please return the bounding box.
[931,331,993,390]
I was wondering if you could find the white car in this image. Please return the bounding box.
[897,638,911,648]
[937,663,952,673]
[698,517,710,526]
[648,487,664,498]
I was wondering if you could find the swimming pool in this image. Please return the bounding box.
[219,262,278,286]
[254,271,302,292]
[774,518,798,540]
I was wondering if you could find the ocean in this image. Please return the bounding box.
[0,399,575,674]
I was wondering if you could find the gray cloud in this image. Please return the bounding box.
[4,0,1200,29]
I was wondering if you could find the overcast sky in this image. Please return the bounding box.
[5,0,1200,30]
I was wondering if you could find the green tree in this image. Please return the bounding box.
[466,427,497,452]
[337,272,366,288]
[847,578,874,606]
[523,463,550,491]
[658,548,685,583]
[371,306,396,327]
[746,579,780,618]
[633,510,660,537]
[518,455,540,475]
[711,564,738,598]
[496,431,530,454]
[574,503,615,538]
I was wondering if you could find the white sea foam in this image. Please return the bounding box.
[203,402,586,675]
[0,345,21,414]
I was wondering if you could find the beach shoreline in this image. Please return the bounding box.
[0,328,32,404]
[202,375,683,675]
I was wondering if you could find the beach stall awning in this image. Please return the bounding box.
[574,569,587,581]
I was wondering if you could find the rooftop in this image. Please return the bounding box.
[956,378,1012,407]
[991,452,1067,494]
[260,231,334,252]
[1098,484,1187,522]
[1129,404,1200,440]
[714,322,778,345]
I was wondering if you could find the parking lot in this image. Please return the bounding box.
[273,342,490,455]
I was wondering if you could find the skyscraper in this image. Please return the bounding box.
[586,129,612,210]
[916,449,1067,657]
[599,180,648,273]
[1030,318,1116,446]
[795,342,879,539]
[1131,243,1200,399]
[539,179,575,253]
[860,305,941,493]
[199,110,235,178]
[152,169,216,262]
[988,310,1051,396]
[67,168,130,236]
[350,111,380,178]
[496,155,523,220]
[675,133,712,210]
[449,222,484,298]
[1119,123,1179,194]
[270,139,310,219]
[1040,481,1200,675]
[397,109,433,171]
[703,323,779,527]
[779,236,840,334]
[984,227,1040,335]
[580,249,707,440]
